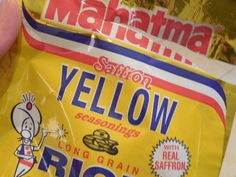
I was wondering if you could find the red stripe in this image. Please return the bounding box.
[23,26,97,66]
[19,159,33,168]
[151,77,226,127]
[23,26,226,127]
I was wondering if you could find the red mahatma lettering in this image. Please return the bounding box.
[101,0,129,35]
[44,0,81,26]
[163,20,193,46]
[43,0,213,55]
[78,1,105,31]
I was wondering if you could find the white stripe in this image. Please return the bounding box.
[23,16,226,119]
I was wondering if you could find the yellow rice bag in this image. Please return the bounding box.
[0,1,236,177]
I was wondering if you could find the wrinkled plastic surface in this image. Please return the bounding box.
[122,0,236,65]
[0,1,236,177]
[24,0,236,65]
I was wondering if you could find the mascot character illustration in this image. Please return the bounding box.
[11,93,48,177]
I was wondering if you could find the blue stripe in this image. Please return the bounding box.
[23,3,226,105]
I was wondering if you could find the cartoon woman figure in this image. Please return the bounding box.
[11,93,48,177]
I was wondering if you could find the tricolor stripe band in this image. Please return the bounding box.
[22,3,227,127]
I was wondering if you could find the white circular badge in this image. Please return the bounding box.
[150,138,190,177]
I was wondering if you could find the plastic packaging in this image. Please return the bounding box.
[24,0,236,65]
[0,1,236,177]
[121,0,236,65]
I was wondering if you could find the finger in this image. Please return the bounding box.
[0,0,21,58]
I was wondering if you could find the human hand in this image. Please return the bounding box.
[0,0,21,58]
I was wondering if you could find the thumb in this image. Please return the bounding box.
[0,0,21,58]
